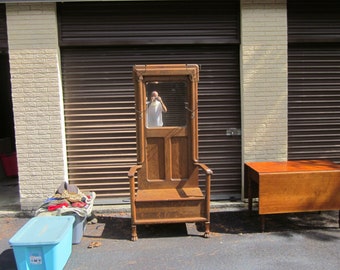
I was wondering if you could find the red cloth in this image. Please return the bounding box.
[71,202,87,208]
[47,202,69,211]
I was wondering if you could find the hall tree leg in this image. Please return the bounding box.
[131,225,138,241]
[204,221,210,238]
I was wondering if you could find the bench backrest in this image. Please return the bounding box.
[133,64,200,190]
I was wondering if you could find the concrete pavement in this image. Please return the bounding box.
[1,207,339,270]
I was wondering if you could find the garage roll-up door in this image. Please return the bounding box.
[59,1,241,203]
[288,45,340,163]
[61,46,241,203]
[288,0,340,43]
[288,0,340,164]
[58,0,239,46]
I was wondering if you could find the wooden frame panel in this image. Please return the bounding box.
[129,64,212,240]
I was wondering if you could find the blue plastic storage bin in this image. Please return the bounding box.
[9,216,75,270]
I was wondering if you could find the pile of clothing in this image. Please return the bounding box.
[35,182,96,223]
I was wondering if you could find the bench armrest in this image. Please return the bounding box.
[195,162,213,175]
[128,164,142,178]
[195,162,212,215]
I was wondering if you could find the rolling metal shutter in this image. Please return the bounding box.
[288,0,340,43]
[0,4,7,50]
[288,1,340,164]
[58,1,239,46]
[59,1,241,203]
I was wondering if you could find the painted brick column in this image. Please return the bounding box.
[240,0,288,163]
[6,3,67,211]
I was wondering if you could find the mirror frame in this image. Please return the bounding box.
[133,64,199,164]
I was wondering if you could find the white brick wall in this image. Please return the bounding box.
[6,3,67,211]
[240,0,288,163]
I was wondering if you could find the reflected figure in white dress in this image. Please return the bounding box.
[147,91,167,127]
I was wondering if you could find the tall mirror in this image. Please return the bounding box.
[145,81,188,128]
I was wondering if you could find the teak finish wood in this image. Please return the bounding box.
[245,160,340,231]
[128,64,212,241]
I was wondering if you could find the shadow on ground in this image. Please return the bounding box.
[0,211,338,269]
[0,249,16,270]
[85,210,339,241]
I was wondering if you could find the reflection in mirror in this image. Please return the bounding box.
[146,81,188,127]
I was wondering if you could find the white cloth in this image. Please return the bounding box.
[147,100,164,127]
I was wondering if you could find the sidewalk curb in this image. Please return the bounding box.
[0,201,254,218]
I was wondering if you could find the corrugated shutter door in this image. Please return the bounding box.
[0,4,7,50]
[58,1,239,46]
[61,46,241,203]
[59,1,241,203]
[288,0,340,43]
[288,0,340,164]
[288,45,340,163]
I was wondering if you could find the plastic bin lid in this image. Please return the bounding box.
[9,216,75,246]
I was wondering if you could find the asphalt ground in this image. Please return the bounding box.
[0,209,339,270]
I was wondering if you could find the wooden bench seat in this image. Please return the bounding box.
[135,188,204,202]
[134,187,207,225]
